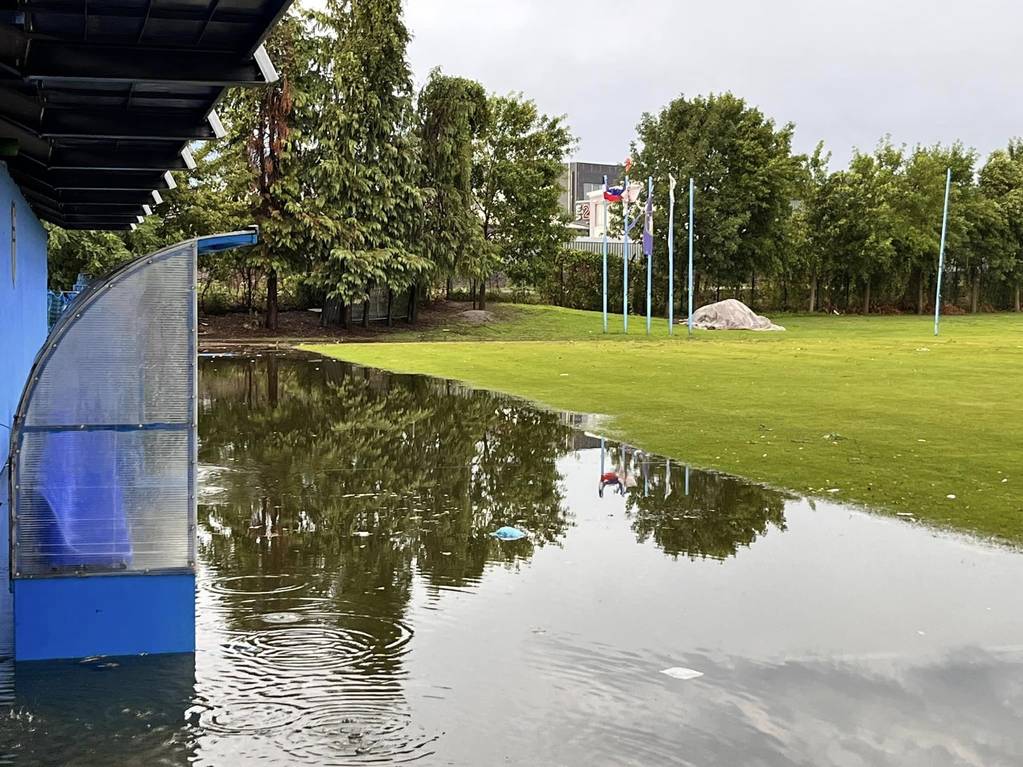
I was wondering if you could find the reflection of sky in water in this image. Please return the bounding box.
[2,355,1022,766]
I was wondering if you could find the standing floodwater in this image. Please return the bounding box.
[2,354,1023,766]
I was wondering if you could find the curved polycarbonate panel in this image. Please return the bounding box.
[10,241,197,578]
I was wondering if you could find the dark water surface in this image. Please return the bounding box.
[3,354,1023,766]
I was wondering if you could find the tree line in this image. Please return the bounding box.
[48,0,573,329]
[47,0,1023,321]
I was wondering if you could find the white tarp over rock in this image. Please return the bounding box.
[688,299,785,331]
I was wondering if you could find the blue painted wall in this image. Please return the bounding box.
[14,574,196,661]
[0,163,48,430]
[0,163,48,663]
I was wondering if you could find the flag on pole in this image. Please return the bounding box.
[604,185,625,202]
[642,183,654,257]
[669,174,677,207]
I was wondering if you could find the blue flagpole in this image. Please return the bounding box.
[646,176,652,335]
[687,177,695,338]
[668,176,675,335]
[934,167,952,337]
[602,175,608,334]
[623,176,629,334]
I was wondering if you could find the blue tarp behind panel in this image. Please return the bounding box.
[37,429,132,570]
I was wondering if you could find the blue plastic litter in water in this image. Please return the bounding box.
[491,526,527,541]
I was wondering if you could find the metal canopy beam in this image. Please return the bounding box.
[40,110,216,140]
[22,40,274,86]
[46,168,173,190]
[57,188,157,204]
[59,214,142,224]
[48,146,190,171]
[60,222,132,230]
[21,0,266,27]
[56,202,150,215]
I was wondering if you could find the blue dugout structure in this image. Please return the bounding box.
[8,230,257,661]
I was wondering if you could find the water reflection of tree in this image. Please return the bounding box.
[197,356,574,603]
[608,450,788,561]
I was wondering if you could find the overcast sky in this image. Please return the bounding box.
[401,0,1023,168]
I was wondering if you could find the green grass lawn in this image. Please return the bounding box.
[303,306,1023,543]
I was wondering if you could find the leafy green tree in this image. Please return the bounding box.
[809,143,902,313]
[304,0,429,325]
[788,142,831,311]
[978,142,1023,311]
[885,143,974,313]
[416,70,489,298]
[471,94,574,308]
[632,92,802,307]
[45,226,133,289]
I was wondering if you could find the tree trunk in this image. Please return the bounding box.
[970,272,981,313]
[408,285,418,323]
[470,279,477,309]
[808,269,817,313]
[446,276,453,301]
[1015,283,1021,312]
[362,296,370,328]
[478,280,487,310]
[916,269,926,315]
[245,268,254,314]
[263,266,279,330]
[862,278,871,315]
[750,272,756,308]
[321,296,347,327]
[386,289,394,327]
[267,355,279,410]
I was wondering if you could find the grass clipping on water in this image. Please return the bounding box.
[304,306,1023,544]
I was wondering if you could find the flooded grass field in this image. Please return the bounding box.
[3,353,1023,765]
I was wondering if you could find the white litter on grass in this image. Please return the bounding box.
[946,494,957,500]
[660,667,704,681]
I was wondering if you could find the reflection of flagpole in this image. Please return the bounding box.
[668,174,676,334]
[600,436,606,475]
[685,464,690,496]
[664,459,672,499]
[602,176,609,334]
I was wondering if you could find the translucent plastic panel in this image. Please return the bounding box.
[27,247,194,427]
[11,241,196,578]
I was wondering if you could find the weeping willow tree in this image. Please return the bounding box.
[416,70,490,299]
